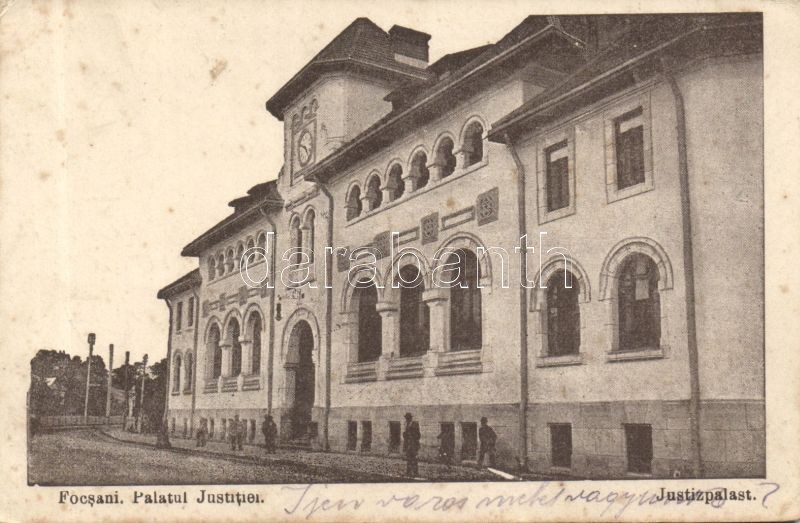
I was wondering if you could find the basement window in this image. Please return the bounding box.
[347,421,358,451]
[550,423,572,468]
[625,424,653,474]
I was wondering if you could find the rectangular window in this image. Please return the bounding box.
[460,422,478,461]
[614,107,645,190]
[187,297,194,327]
[347,421,358,451]
[439,422,455,463]
[550,423,572,468]
[361,421,372,452]
[175,302,183,331]
[545,140,570,212]
[624,424,653,474]
[389,421,401,453]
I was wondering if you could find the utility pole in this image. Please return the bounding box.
[105,344,114,422]
[122,351,130,430]
[84,333,96,424]
[138,354,148,433]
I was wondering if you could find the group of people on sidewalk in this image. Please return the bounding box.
[403,413,497,478]
[193,414,278,453]
[190,410,497,478]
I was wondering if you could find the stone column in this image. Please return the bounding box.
[220,343,232,377]
[240,337,253,375]
[340,311,359,366]
[423,288,449,353]
[455,149,468,170]
[381,183,394,203]
[375,301,399,379]
[427,160,444,183]
[401,169,420,193]
[422,288,449,376]
[300,225,314,263]
[360,194,372,213]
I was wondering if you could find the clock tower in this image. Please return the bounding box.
[265,18,432,188]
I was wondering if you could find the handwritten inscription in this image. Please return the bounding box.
[279,481,781,519]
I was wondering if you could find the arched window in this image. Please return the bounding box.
[249,313,262,375]
[257,233,267,257]
[366,175,383,211]
[173,355,182,392]
[303,210,315,263]
[387,164,405,201]
[462,122,484,167]
[436,137,457,178]
[184,352,193,391]
[289,216,302,265]
[228,319,242,376]
[545,270,580,356]
[346,185,363,221]
[617,254,661,351]
[411,151,429,190]
[208,257,216,280]
[399,265,429,357]
[448,249,482,351]
[236,244,244,271]
[225,248,235,273]
[209,324,222,379]
[217,254,225,277]
[356,280,382,362]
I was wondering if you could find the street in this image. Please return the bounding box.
[28,429,501,485]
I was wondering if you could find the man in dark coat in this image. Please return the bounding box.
[402,412,421,477]
[196,418,208,447]
[478,416,497,468]
[231,415,244,451]
[262,414,278,453]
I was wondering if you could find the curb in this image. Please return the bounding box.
[94,428,408,482]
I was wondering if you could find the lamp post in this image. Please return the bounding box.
[84,333,96,424]
[105,344,114,422]
[122,351,130,430]
[138,354,148,433]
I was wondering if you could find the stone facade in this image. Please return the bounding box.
[159,14,764,479]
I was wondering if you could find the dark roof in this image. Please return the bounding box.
[302,18,583,184]
[265,18,432,119]
[157,269,201,299]
[489,13,762,142]
[428,44,493,77]
[181,179,284,257]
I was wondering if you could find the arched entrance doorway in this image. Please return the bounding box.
[285,320,315,441]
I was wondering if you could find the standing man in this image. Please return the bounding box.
[477,416,497,468]
[196,418,208,447]
[231,415,244,451]
[262,414,278,454]
[402,412,421,478]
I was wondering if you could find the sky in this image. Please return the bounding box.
[1,0,557,366]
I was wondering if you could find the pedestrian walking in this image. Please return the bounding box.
[231,415,244,451]
[262,414,278,453]
[196,418,208,447]
[403,412,421,478]
[477,416,497,468]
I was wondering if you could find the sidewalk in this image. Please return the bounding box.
[100,428,505,482]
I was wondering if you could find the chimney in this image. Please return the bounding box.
[389,25,431,67]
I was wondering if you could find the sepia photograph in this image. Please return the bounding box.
[2,1,798,521]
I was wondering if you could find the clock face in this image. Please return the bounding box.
[297,129,313,167]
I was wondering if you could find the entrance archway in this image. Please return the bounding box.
[285,320,315,440]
